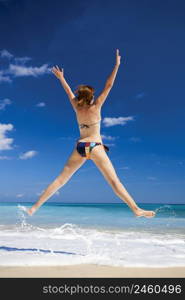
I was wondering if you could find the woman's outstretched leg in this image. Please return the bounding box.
[91,146,155,218]
[27,149,86,216]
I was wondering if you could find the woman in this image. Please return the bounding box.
[27,49,155,218]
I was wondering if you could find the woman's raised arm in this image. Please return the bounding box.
[106,49,121,87]
[51,66,76,110]
[95,49,121,107]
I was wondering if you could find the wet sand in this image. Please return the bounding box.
[0,265,184,278]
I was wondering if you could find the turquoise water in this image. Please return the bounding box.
[0,202,185,267]
[0,202,184,232]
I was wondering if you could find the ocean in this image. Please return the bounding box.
[0,202,184,267]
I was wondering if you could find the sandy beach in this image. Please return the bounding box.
[1,204,185,280]
[0,265,184,278]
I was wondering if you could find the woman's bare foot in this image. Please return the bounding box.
[134,207,156,218]
[26,206,37,216]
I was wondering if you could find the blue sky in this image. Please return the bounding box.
[0,0,185,204]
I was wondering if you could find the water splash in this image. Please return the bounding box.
[17,204,28,213]
[155,205,177,218]
[17,205,28,229]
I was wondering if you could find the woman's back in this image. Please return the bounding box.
[75,102,102,142]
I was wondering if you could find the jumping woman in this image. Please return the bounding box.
[27,49,155,218]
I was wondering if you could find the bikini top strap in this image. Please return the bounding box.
[79,119,101,128]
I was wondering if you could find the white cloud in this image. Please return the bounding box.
[119,166,130,170]
[0,98,12,110]
[101,134,117,141]
[0,49,31,64]
[16,193,24,198]
[14,57,32,65]
[0,49,51,83]
[101,135,116,146]
[129,137,141,143]
[19,150,38,160]
[36,102,46,107]
[0,71,12,83]
[8,63,50,77]
[103,116,134,127]
[0,123,14,150]
[0,49,13,59]
[0,155,12,160]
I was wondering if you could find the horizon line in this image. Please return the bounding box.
[0,201,184,205]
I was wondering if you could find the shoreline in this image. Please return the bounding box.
[0,265,185,278]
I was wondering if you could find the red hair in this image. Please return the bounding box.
[75,85,95,107]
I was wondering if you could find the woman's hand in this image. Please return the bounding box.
[51,65,64,79]
[116,49,121,66]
